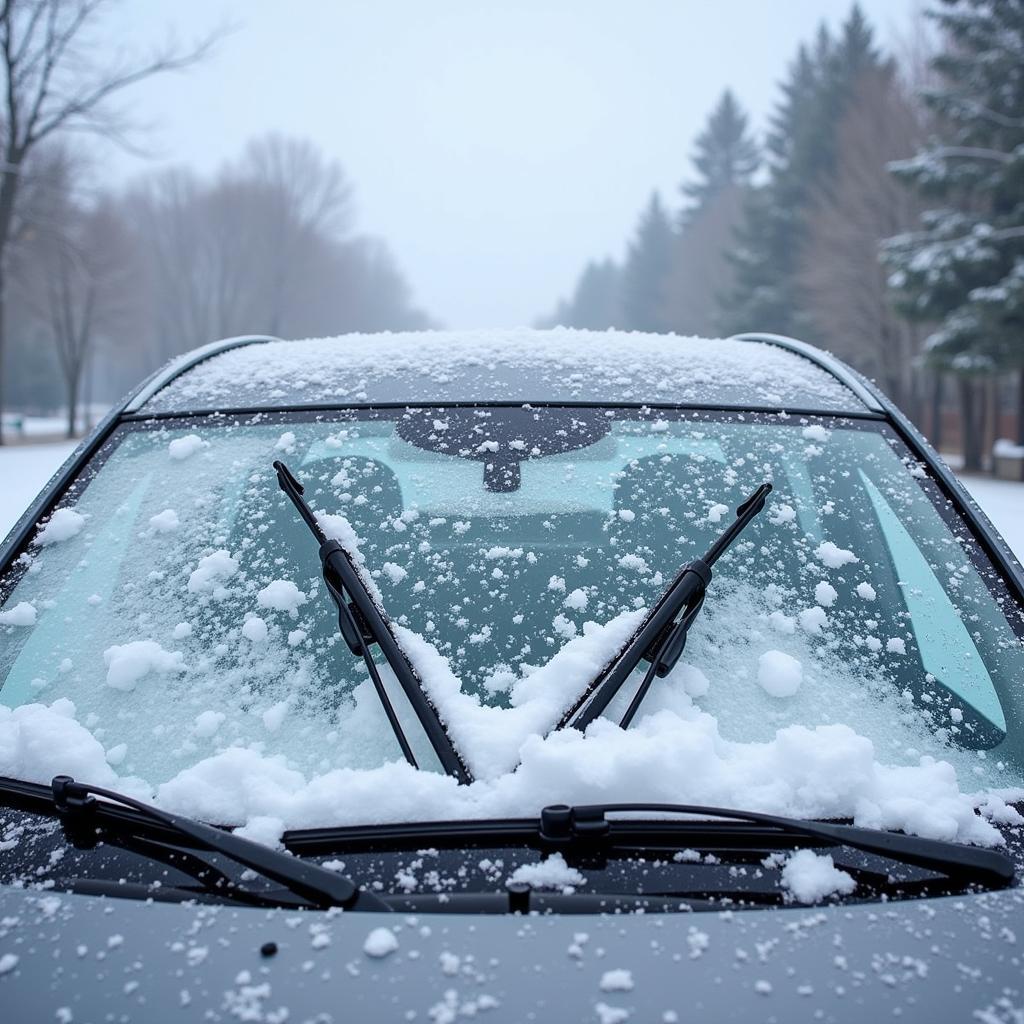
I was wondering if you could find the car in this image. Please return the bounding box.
[0,327,1022,1022]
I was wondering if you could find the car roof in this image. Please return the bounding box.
[133,328,874,416]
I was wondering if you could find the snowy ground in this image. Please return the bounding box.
[0,439,1020,560]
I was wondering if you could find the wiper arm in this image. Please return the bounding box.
[567,482,772,730]
[538,802,1015,888]
[274,461,471,783]
[49,775,389,909]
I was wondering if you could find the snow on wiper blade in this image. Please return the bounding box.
[274,461,471,784]
[49,775,388,910]
[538,802,1015,888]
[566,482,772,730]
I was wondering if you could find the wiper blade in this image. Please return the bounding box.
[567,483,772,730]
[49,775,389,909]
[274,460,470,784]
[539,802,1015,888]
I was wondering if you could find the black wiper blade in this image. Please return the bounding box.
[567,482,772,730]
[273,460,470,784]
[539,802,1015,888]
[49,775,389,909]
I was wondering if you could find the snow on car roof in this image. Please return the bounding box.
[139,328,868,414]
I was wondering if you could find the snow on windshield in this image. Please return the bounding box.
[142,329,866,414]
[0,409,1022,847]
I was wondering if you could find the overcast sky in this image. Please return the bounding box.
[112,1,920,330]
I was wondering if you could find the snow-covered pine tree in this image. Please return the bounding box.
[882,0,1024,450]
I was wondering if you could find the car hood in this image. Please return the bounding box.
[1,885,1022,1021]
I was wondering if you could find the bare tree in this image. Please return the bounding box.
[234,135,353,335]
[0,0,218,441]
[798,64,928,417]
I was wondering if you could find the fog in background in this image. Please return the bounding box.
[113,0,918,328]
[5,0,1024,475]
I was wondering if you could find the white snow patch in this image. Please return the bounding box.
[564,588,588,611]
[103,640,184,691]
[707,503,729,523]
[256,579,307,617]
[167,434,206,460]
[194,711,225,738]
[814,581,837,608]
[802,425,831,442]
[187,550,238,593]
[148,508,180,533]
[382,562,408,585]
[234,815,285,848]
[757,651,803,698]
[506,852,586,892]
[856,582,876,601]
[599,969,634,992]
[273,431,297,453]
[815,541,859,569]
[363,927,399,958]
[780,850,856,903]
[240,617,267,644]
[798,607,828,635]
[35,508,85,546]
[0,601,37,627]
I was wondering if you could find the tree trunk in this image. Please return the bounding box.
[65,370,78,440]
[1018,370,1024,447]
[958,376,982,472]
[0,276,6,446]
[930,372,943,451]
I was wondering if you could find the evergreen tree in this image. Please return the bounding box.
[621,192,674,333]
[719,5,883,336]
[882,0,1024,447]
[537,258,621,329]
[682,90,759,211]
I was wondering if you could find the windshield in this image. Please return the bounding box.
[1,407,1023,823]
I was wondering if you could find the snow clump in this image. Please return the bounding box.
[599,969,634,992]
[506,852,586,893]
[34,508,85,546]
[148,509,180,533]
[363,927,399,958]
[815,541,859,569]
[757,650,803,698]
[167,434,206,460]
[0,602,37,627]
[187,550,238,594]
[103,640,184,691]
[256,580,307,617]
[242,617,269,643]
[780,850,856,903]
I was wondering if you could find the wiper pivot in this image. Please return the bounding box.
[51,775,388,910]
[539,802,1015,888]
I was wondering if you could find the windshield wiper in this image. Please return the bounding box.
[48,775,389,909]
[566,482,773,730]
[274,460,470,784]
[538,802,1016,888]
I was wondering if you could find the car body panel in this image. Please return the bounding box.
[1,885,1022,1021]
